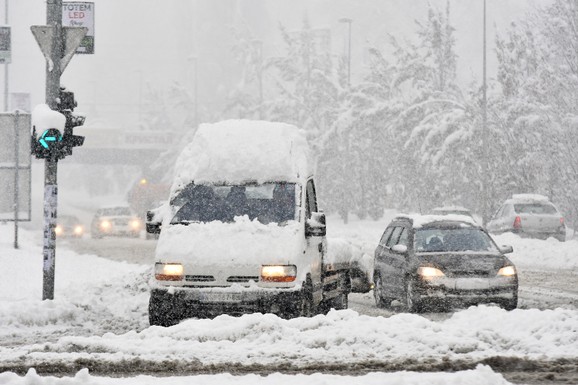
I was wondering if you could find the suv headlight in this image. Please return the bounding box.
[417,266,445,279]
[260,265,296,282]
[155,263,184,281]
[497,265,516,277]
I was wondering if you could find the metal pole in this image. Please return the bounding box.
[193,57,198,129]
[347,21,351,87]
[339,18,352,87]
[4,0,8,111]
[13,110,19,248]
[481,0,488,225]
[42,0,63,301]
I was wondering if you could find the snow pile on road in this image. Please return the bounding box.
[0,365,513,385]
[494,232,578,270]
[0,228,150,340]
[6,306,577,369]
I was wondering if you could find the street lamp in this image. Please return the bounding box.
[481,0,488,225]
[338,18,352,87]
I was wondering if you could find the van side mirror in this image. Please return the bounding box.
[306,212,326,237]
[146,209,162,234]
[391,244,408,254]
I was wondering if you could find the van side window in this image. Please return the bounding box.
[305,180,318,219]
[379,227,394,247]
[397,227,409,247]
[386,227,403,248]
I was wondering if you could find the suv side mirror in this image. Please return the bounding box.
[499,245,513,254]
[391,244,408,254]
[306,212,326,237]
[146,209,162,234]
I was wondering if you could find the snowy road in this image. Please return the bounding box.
[2,229,578,384]
[62,235,578,314]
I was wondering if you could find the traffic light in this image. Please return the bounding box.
[57,87,85,158]
[31,87,85,160]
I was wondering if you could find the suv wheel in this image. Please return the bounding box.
[373,274,391,308]
[405,279,423,313]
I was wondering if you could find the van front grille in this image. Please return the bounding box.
[185,275,216,282]
[227,276,259,283]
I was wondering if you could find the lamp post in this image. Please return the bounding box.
[338,18,352,87]
[3,0,9,111]
[481,0,488,225]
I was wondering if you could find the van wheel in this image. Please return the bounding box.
[281,279,314,318]
[405,279,423,313]
[373,274,391,308]
[149,292,179,327]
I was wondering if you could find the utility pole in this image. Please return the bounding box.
[481,0,488,225]
[31,0,86,300]
[339,18,352,87]
[41,0,64,301]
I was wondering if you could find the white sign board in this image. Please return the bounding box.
[62,2,94,54]
[0,113,31,221]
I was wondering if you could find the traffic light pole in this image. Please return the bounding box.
[42,0,63,301]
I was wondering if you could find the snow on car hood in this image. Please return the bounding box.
[155,217,304,267]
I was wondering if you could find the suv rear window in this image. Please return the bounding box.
[514,203,557,215]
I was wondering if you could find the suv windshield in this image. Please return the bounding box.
[514,203,557,215]
[415,228,498,253]
[171,183,296,225]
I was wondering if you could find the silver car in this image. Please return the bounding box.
[486,194,566,241]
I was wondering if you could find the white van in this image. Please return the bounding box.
[146,120,350,326]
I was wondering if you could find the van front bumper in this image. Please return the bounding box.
[150,286,302,317]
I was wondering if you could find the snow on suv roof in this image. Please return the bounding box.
[506,194,550,204]
[172,120,311,192]
[393,213,479,229]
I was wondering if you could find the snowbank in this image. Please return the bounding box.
[0,365,513,385]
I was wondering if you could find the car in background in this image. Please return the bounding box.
[373,214,518,312]
[55,215,84,238]
[486,194,566,241]
[91,206,142,239]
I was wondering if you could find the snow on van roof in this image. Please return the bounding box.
[172,120,311,192]
[394,213,479,229]
[507,194,550,203]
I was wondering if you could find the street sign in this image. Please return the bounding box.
[0,26,11,64]
[0,113,31,223]
[63,2,95,54]
[31,25,87,73]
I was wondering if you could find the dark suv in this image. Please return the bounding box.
[373,214,518,312]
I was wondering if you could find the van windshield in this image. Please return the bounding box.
[171,183,296,225]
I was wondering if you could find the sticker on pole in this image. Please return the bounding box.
[63,2,95,54]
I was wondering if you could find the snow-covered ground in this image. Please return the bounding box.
[1,218,577,384]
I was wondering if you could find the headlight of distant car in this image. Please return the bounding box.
[497,265,517,277]
[417,266,445,279]
[260,265,297,282]
[130,219,141,229]
[73,225,83,236]
[155,263,184,281]
[99,220,111,230]
[54,225,63,236]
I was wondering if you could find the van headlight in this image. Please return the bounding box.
[260,265,296,282]
[497,265,517,277]
[155,263,184,281]
[55,225,63,236]
[99,220,111,230]
[130,219,141,229]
